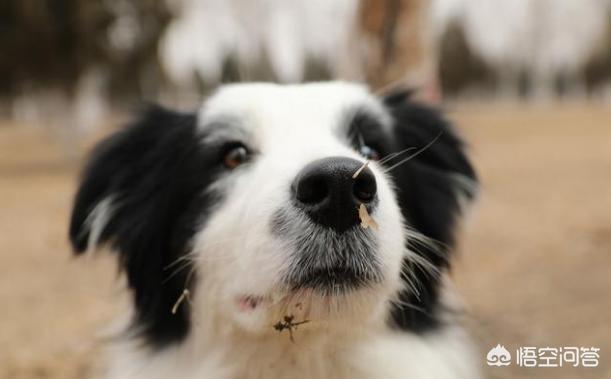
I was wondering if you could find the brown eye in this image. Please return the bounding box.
[223,145,250,169]
[359,145,380,161]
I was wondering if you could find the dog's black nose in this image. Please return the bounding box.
[292,157,377,232]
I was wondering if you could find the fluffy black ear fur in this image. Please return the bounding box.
[69,105,217,347]
[382,91,478,332]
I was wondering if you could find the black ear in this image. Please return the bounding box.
[69,105,215,347]
[382,90,478,331]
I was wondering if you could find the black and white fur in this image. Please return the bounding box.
[70,82,479,379]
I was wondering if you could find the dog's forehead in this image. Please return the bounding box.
[198,82,386,141]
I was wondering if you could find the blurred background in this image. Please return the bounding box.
[1,0,610,378]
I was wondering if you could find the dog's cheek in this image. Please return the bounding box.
[191,221,288,333]
[371,170,407,286]
[191,175,289,301]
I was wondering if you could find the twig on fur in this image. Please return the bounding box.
[273,315,310,342]
[171,288,192,314]
[358,204,379,230]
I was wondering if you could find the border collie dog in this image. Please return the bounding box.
[69,82,479,379]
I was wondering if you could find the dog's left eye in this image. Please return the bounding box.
[223,144,251,169]
[359,145,381,161]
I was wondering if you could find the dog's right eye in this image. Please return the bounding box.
[358,145,381,161]
[222,144,250,169]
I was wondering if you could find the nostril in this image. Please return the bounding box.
[296,176,329,205]
[353,173,377,203]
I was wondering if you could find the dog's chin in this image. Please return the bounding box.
[232,271,388,334]
[231,214,388,331]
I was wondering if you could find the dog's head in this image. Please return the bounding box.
[69,82,476,347]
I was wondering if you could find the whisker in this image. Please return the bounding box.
[163,252,198,271]
[399,268,421,299]
[404,227,449,259]
[377,146,417,165]
[163,259,196,284]
[162,234,278,284]
[383,131,444,173]
[390,296,436,318]
[406,252,441,280]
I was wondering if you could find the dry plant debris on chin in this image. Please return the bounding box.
[358,203,379,230]
[273,315,310,342]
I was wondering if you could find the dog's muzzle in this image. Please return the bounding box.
[271,157,383,294]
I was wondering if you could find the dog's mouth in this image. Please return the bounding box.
[288,265,381,296]
[272,206,383,295]
[290,265,377,293]
[235,265,379,314]
[286,224,383,294]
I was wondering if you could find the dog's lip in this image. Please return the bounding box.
[305,266,359,280]
[291,266,368,291]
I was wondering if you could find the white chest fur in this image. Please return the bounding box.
[104,323,479,379]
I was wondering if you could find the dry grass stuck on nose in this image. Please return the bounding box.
[358,204,379,230]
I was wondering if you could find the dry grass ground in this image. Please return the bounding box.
[1,103,610,378]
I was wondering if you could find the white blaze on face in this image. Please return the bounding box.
[190,82,406,332]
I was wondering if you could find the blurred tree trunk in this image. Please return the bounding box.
[358,0,440,102]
